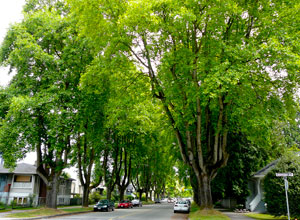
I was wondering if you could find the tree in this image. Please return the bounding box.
[69,0,300,207]
[0,0,95,208]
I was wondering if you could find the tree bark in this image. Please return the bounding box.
[106,187,112,200]
[45,174,60,209]
[119,188,125,201]
[82,186,90,207]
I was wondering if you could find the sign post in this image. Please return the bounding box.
[276,173,293,220]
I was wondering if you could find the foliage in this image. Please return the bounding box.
[211,134,272,203]
[0,0,95,208]
[69,0,300,207]
[264,152,300,218]
[88,191,101,204]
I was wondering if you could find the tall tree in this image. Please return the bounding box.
[0,0,94,208]
[69,0,300,207]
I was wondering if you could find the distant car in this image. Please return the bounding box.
[94,199,115,212]
[174,200,190,213]
[155,199,161,203]
[131,199,142,207]
[118,200,133,208]
[161,198,168,203]
[168,198,175,203]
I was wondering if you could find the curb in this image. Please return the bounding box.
[1,210,92,220]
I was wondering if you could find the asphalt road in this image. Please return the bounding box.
[48,203,188,220]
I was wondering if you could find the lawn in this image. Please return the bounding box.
[188,203,230,220]
[189,209,230,220]
[245,213,288,220]
[5,207,92,218]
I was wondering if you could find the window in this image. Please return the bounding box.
[14,175,32,182]
[13,175,32,188]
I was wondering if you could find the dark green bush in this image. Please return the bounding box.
[264,152,300,218]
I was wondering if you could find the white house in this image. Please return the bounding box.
[246,160,279,212]
[0,162,73,206]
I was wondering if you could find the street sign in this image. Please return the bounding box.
[276,172,293,220]
[276,173,293,177]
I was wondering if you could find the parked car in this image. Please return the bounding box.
[155,199,161,204]
[168,198,175,203]
[118,200,133,208]
[94,199,115,212]
[174,200,190,213]
[131,199,142,207]
[161,198,168,203]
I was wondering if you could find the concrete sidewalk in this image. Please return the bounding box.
[221,210,254,220]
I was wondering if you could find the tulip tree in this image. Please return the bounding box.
[70,0,300,207]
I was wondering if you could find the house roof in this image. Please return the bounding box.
[0,163,37,175]
[253,159,279,178]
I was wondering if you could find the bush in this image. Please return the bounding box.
[89,191,101,204]
[264,152,300,218]
[125,195,134,201]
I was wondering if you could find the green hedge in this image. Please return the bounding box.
[264,152,300,218]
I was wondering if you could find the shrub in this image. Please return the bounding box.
[125,195,134,201]
[89,191,101,204]
[264,152,300,218]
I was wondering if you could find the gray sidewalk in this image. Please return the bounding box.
[221,211,254,220]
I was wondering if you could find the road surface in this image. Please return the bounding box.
[48,203,188,220]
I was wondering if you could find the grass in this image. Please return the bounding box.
[245,213,288,220]
[142,201,155,205]
[5,207,92,218]
[61,207,92,212]
[188,203,230,220]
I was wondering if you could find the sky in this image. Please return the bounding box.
[0,0,26,87]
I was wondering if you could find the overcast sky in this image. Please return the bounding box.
[0,0,26,87]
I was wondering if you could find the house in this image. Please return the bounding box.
[0,163,39,206]
[246,160,279,212]
[0,162,73,206]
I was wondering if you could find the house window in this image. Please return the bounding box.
[13,175,32,188]
[15,175,31,182]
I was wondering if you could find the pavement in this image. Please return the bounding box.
[221,210,254,220]
[0,203,188,220]
[0,204,256,220]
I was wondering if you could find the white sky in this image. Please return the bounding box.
[0,0,25,87]
[0,1,77,179]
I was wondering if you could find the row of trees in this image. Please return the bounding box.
[0,0,177,208]
[68,0,300,208]
[1,0,299,210]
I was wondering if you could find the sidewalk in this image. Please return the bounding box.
[221,210,254,220]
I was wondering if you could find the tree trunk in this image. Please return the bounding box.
[190,169,200,206]
[145,191,148,201]
[197,174,213,208]
[139,191,142,200]
[46,174,60,209]
[82,186,90,207]
[119,188,125,202]
[106,187,112,200]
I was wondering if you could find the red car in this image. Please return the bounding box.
[118,200,133,208]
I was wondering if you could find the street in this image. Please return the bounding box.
[47,203,188,220]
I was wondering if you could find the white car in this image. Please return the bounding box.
[131,199,142,207]
[174,200,190,213]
